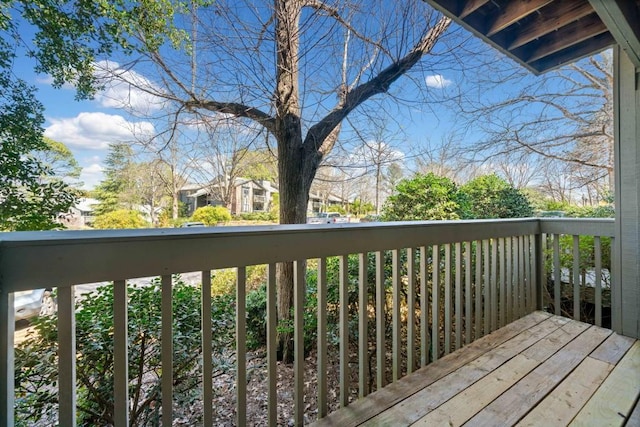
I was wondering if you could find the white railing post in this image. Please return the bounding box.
[432,245,440,360]
[267,264,278,424]
[316,259,327,418]
[392,249,401,379]
[420,246,429,366]
[58,285,76,426]
[339,255,349,407]
[236,268,247,426]
[572,236,581,321]
[294,261,305,424]
[407,248,416,374]
[113,280,129,427]
[0,290,14,427]
[534,233,544,311]
[375,251,385,390]
[358,253,370,394]
[201,271,213,427]
[161,275,173,426]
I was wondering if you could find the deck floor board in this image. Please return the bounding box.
[311,312,639,427]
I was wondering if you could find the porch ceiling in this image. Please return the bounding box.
[423,0,640,74]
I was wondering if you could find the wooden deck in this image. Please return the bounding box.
[313,311,640,427]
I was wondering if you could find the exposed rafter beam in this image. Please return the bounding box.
[486,0,554,37]
[522,13,608,63]
[590,0,640,67]
[459,0,491,19]
[507,0,595,50]
[530,31,615,72]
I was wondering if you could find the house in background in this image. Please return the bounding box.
[179,178,278,216]
[63,198,99,228]
[308,190,351,214]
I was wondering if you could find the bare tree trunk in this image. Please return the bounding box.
[375,163,382,214]
[274,0,305,363]
[172,190,179,219]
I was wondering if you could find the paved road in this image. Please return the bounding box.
[14,271,204,346]
[74,271,203,297]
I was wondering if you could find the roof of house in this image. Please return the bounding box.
[424,0,640,74]
[182,178,279,198]
[75,198,99,212]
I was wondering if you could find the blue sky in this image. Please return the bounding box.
[11,5,591,191]
[25,64,463,190]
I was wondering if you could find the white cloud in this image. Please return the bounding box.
[93,60,165,114]
[79,163,104,190]
[425,74,453,89]
[35,60,164,114]
[45,112,155,150]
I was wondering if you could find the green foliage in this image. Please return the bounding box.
[15,280,235,426]
[563,204,614,218]
[191,206,232,225]
[383,173,533,221]
[211,265,267,297]
[93,209,148,229]
[554,235,612,273]
[211,268,237,296]
[269,192,280,221]
[93,143,138,216]
[0,53,77,230]
[246,285,268,350]
[351,199,376,216]
[237,211,277,222]
[382,173,461,221]
[34,137,82,183]
[236,149,278,181]
[459,174,533,219]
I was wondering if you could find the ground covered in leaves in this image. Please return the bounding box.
[173,347,352,426]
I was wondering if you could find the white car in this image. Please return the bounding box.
[14,289,56,321]
[307,212,349,224]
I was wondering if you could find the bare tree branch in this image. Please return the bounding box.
[185,100,277,134]
[304,15,451,151]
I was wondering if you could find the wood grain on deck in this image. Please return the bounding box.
[311,312,640,427]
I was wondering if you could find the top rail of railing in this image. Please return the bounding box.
[0,218,613,293]
[539,217,614,237]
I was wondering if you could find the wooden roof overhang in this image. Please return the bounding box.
[423,0,640,74]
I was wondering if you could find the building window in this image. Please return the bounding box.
[242,186,250,212]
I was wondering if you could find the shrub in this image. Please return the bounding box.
[14,278,235,426]
[211,268,237,296]
[191,206,232,225]
[93,209,148,229]
[383,173,461,221]
[246,285,268,350]
[237,212,277,222]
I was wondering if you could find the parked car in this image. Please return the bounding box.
[179,221,206,227]
[360,214,380,222]
[14,289,56,321]
[307,212,349,224]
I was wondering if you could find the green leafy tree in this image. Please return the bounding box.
[382,173,461,221]
[459,174,533,219]
[32,137,82,184]
[93,143,139,215]
[191,206,232,225]
[93,209,148,229]
[0,35,77,230]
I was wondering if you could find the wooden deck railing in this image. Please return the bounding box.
[0,218,615,426]
[539,218,615,328]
